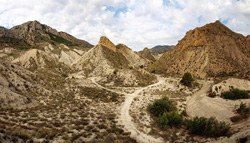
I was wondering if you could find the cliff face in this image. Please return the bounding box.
[149,20,250,79]
[98,36,117,52]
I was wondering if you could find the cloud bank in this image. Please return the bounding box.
[0,0,250,51]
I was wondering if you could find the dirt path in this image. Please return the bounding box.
[91,78,250,142]
[91,77,165,143]
[90,77,125,95]
[119,77,165,143]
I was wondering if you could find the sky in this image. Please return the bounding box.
[0,0,250,51]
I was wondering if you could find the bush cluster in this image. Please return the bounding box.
[158,111,183,129]
[180,72,194,87]
[187,117,230,137]
[148,97,231,137]
[148,97,176,117]
[148,97,182,129]
[222,89,249,100]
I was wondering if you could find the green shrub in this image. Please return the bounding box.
[181,110,188,117]
[187,117,230,137]
[166,111,183,127]
[222,89,249,100]
[158,111,183,129]
[158,113,169,129]
[237,102,249,113]
[231,102,250,122]
[148,97,176,116]
[61,73,68,78]
[180,72,194,87]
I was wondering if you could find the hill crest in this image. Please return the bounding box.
[149,20,250,79]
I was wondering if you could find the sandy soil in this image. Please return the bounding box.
[186,80,250,142]
[187,80,250,122]
[119,77,165,143]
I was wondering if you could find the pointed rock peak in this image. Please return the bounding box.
[141,47,153,55]
[27,20,41,24]
[116,43,132,54]
[203,20,230,30]
[139,47,155,61]
[98,36,116,52]
[142,47,150,52]
[214,20,222,24]
[22,20,43,27]
[33,20,41,23]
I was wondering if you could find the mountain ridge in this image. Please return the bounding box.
[150,45,174,55]
[149,20,250,79]
[0,20,93,48]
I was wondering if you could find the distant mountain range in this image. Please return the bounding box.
[149,45,175,55]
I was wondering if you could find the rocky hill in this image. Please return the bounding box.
[73,36,156,86]
[150,45,174,55]
[138,47,156,62]
[149,20,250,79]
[0,27,28,48]
[116,44,153,67]
[0,27,16,38]
[9,20,93,47]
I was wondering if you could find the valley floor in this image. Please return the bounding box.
[1,75,250,143]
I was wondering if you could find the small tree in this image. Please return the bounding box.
[180,72,194,87]
[148,97,176,117]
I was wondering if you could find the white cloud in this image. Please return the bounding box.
[0,0,250,51]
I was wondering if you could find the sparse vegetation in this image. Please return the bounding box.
[80,87,121,102]
[148,97,176,117]
[0,37,29,48]
[222,89,249,100]
[47,32,79,46]
[180,72,194,87]
[148,97,230,138]
[231,102,250,122]
[148,97,184,129]
[187,117,230,137]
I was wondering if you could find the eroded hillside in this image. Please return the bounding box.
[149,20,250,79]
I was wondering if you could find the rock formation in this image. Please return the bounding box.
[149,45,174,55]
[0,27,17,38]
[149,20,250,79]
[9,20,93,47]
[98,36,117,52]
[138,47,156,62]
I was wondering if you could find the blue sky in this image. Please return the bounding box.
[0,0,250,51]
